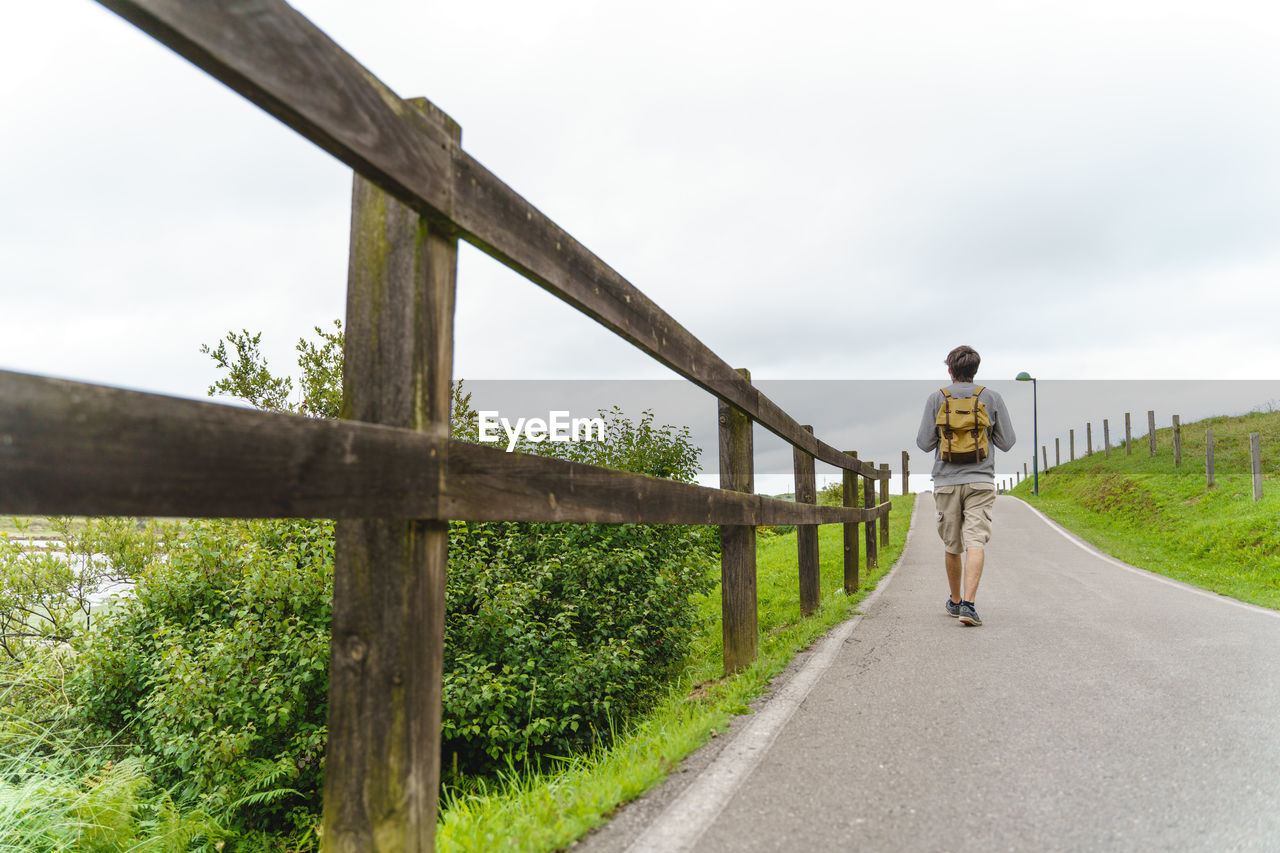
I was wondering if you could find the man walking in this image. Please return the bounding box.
[915,345,1016,626]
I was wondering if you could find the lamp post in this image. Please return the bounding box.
[1015,372,1038,496]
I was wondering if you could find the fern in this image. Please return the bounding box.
[0,752,227,852]
[220,755,304,823]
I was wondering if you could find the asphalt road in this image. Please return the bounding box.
[576,493,1280,852]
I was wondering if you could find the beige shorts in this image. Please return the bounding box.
[934,482,997,554]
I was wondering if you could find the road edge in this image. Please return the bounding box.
[608,495,926,853]
[1011,495,1280,619]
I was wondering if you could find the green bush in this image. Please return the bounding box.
[71,518,333,847]
[63,323,715,845]
[444,517,714,776]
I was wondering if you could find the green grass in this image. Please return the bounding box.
[1009,409,1280,609]
[436,494,916,852]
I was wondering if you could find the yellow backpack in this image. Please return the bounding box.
[935,386,991,463]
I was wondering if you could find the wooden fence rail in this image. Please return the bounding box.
[0,2,895,850]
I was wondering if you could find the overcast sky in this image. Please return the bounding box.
[4,2,1280,453]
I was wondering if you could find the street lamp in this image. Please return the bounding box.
[1015,372,1038,496]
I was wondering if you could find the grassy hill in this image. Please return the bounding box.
[1008,409,1280,609]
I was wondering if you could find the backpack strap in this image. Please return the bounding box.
[940,388,953,399]
[973,385,984,400]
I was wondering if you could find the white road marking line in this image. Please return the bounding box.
[1010,496,1280,619]
[623,499,922,853]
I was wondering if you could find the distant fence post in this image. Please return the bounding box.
[863,458,878,570]
[1087,422,1093,456]
[1206,428,1215,489]
[1042,445,1048,472]
[879,462,890,546]
[1023,462,1028,479]
[1103,419,1110,457]
[901,450,910,496]
[326,118,459,848]
[843,452,860,594]
[1125,412,1132,455]
[1055,437,1060,467]
[1148,410,1157,456]
[1070,429,1075,461]
[1251,433,1263,502]
[1173,415,1182,466]
[793,425,819,617]
[719,368,757,673]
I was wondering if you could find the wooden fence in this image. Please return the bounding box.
[0,2,895,849]
[1000,409,1269,502]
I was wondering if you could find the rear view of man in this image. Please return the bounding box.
[915,345,1016,626]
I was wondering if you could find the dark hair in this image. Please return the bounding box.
[945,345,980,382]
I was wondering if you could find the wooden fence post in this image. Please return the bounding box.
[1251,433,1263,502]
[1103,419,1110,458]
[843,453,859,594]
[1042,445,1048,472]
[1149,410,1157,456]
[901,450,910,496]
[719,368,757,673]
[793,425,819,617]
[1087,422,1093,456]
[1125,412,1132,455]
[879,462,890,546]
[1055,437,1060,467]
[1023,462,1028,479]
[325,102,459,850]
[1173,415,1182,466]
[863,458,878,570]
[1070,429,1075,461]
[1206,428,1215,489]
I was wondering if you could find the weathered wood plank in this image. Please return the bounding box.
[842,453,859,594]
[1173,415,1182,466]
[1206,428,1216,489]
[324,161,457,851]
[92,0,877,480]
[863,461,878,570]
[794,426,819,617]
[878,462,890,546]
[719,369,757,673]
[0,370,443,519]
[1251,432,1263,502]
[442,441,885,525]
[0,371,888,526]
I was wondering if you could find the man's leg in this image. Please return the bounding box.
[962,545,984,602]
[945,551,963,604]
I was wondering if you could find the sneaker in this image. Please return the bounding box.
[958,602,982,626]
[945,597,962,618]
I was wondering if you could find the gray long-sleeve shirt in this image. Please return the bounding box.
[915,382,1016,487]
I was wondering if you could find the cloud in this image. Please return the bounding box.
[4,0,1280,406]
